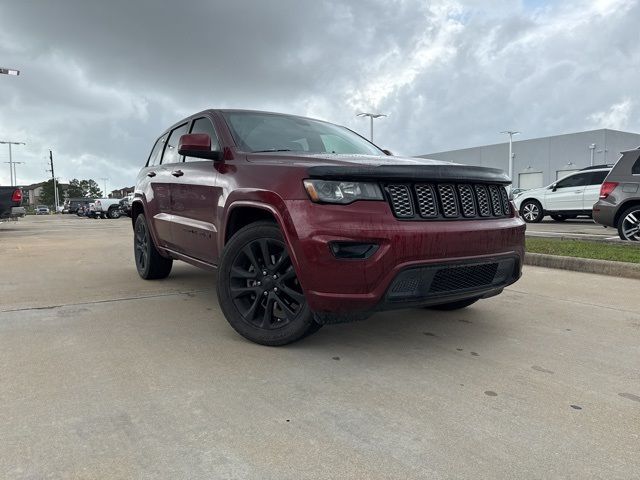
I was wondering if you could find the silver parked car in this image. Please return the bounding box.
[593,146,640,240]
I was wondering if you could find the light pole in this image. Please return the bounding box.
[357,112,387,142]
[500,131,520,184]
[0,67,20,76]
[0,141,26,186]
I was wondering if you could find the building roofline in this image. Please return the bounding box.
[422,128,640,156]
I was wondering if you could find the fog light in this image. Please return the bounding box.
[329,241,379,259]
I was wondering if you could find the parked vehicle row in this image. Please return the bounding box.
[512,148,640,241]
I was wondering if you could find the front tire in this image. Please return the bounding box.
[520,200,544,223]
[134,214,173,279]
[217,221,321,346]
[618,206,640,241]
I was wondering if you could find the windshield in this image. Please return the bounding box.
[222,111,383,156]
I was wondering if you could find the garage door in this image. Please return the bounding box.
[518,172,543,189]
[556,169,580,180]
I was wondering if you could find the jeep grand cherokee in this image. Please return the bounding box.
[131,109,525,345]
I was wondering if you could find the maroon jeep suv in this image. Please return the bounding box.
[132,109,525,345]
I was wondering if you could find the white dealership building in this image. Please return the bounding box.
[420,129,640,189]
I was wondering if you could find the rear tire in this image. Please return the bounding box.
[617,206,640,241]
[520,200,544,223]
[134,213,173,279]
[217,221,321,346]
[107,207,122,219]
[426,297,480,311]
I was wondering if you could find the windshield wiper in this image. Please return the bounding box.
[252,148,293,153]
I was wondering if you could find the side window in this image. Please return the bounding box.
[587,170,608,185]
[555,173,590,189]
[185,117,220,162]
[162,123,189,165]
[633,158,640,175]
[146,135,166,167]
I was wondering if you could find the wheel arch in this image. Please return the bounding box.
[613,199,640,227]
[221,201,303,282]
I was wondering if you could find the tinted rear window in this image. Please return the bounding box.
[633,158,640,175]
[587,170,609,185]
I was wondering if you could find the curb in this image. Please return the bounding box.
[524,252,640,280]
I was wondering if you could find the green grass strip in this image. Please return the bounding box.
[526,237,640,264]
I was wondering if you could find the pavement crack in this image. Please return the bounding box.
[1,289,214,313]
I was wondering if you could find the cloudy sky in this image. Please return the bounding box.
[0,0,639,191]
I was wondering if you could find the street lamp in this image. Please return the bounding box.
[0,141,26,186]
[0,67,20,76]
[357,112,387,142]
[500,131,520,184]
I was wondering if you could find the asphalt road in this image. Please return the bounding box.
[1,215,639,479]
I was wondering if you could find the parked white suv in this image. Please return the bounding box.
[513,166,611,223]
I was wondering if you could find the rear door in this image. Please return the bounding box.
[582,170,609,210]
[170,116,221,264]
[545,172,590,212]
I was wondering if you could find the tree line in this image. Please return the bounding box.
[38,178,103,205]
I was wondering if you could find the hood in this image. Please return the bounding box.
[246,152,511,184]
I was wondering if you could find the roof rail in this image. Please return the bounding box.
[579,164,613,171]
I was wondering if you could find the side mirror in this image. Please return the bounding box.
[382,149,393,156]
[178,133,221,161]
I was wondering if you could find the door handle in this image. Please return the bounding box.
[147,171,156,178]
[171,170,184,177]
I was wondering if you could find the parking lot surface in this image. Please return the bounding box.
[525,217,622,241]
[1,215,639,479]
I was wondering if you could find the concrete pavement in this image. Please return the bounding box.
[1,215,638,479]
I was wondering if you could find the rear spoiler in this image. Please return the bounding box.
[307,164,511,185]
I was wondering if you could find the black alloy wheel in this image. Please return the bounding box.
[217,221,321,345]
[134,214,173,279]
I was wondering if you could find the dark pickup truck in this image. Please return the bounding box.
[0,187,24,220]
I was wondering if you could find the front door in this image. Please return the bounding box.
[170,116,222,264]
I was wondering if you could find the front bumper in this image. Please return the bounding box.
[283,200,525,314]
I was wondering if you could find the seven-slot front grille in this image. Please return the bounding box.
[385,183,511,220]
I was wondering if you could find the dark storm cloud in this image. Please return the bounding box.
[0,0,638,188]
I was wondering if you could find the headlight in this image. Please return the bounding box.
[303,179,383,204]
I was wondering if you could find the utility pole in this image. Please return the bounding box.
[357,112,387,142]
[100,178,109,198]
[500,131,520,184]
[0,140,26,186]
[47,150,59,212]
